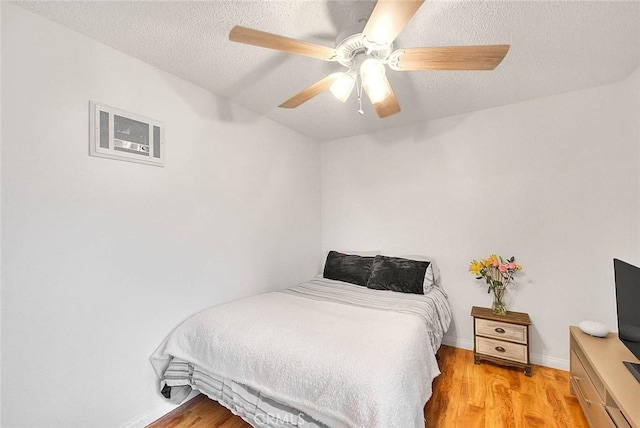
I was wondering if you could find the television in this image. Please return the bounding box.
[614,258,640,383]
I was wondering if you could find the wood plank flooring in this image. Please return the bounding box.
[423,345,587,428]
[147,346,588,428]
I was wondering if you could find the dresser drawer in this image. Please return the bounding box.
[571,337,605,401]
[476,318,527,344]
[475,336,528,364]
[570,351,616,428]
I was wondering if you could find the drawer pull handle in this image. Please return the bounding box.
[495,346,506,353]
[573,376,592,405]
[495,328,506,334]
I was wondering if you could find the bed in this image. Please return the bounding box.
[150,255,452,428]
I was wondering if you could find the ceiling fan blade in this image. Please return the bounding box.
[229,25,337,61]
[279,74,341,108]
[363,76,401,118]
[393,45,510,71]
[362,0,424,46]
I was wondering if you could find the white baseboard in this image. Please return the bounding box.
[441,335,569,371]
[441,335,473,350]
[121,392,201,428]
[121,409,163,428]
[530,353,569,371]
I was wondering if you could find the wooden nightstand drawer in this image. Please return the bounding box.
[476,336,528,364]
[476,318,527,344]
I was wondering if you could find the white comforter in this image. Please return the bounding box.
[150,278,451,428]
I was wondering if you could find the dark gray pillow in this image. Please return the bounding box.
[366,255,430,294]
[323,251,375,286]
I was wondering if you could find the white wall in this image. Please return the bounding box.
[322,69,640,369]
[632,69,640,262]
[1,4,321,427]
[0,3,4,425]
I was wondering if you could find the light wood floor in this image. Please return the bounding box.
[147,346,588,428]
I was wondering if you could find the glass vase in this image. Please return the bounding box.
[492,285,507,315]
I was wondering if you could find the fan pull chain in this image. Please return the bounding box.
[356,73,364,115]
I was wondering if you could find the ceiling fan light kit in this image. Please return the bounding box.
[360,58,386,85]
[229,0,510,119]
[329,72,356,103]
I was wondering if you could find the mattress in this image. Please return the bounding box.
[150,278,452,428]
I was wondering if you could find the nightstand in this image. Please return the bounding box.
[471,306,532,376]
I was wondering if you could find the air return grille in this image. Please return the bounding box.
[89,101,164,166]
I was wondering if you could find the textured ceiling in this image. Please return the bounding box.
[15,0,640,142]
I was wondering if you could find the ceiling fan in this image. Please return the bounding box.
[228,0,510,118]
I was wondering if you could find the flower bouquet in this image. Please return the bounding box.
[469,254,523,315]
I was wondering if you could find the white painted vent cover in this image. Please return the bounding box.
[89,101,164,166]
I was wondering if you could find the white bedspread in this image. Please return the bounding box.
[150,278,451,428]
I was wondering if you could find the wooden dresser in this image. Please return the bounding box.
[471,306,532,376]
[570,326,640,428]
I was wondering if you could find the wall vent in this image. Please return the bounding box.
[89,101,164,167]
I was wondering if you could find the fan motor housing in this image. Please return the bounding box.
[335,33,393,67]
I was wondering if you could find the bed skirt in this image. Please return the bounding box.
[162,358,328,428]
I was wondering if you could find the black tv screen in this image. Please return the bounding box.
[614,259,640,360]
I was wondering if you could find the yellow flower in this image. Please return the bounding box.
[469,260,484,275]
[515,264,523,270]
[482,254,499,267]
